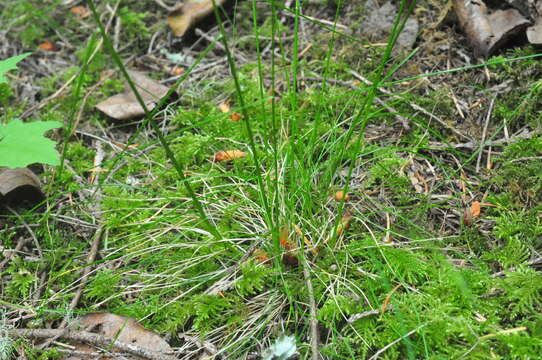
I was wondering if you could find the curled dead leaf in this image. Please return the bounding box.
[95,70,173,121]
[218,101,231,113]
[213,150,246,162]
[0,168,44,208]
[279,225,298,266]
[334,190,350,201]
[279,226,295,251]
[65,312,172,360]
[253,249,271,266]
[229,112,242,122]
[471,201,481,218]
[170,66,184,76]
[38,40,56,51]
[167,0,227,37]
[70,6,90,18]
[463,201,482,225]
[453,0,530,57]
[527,21,542,44]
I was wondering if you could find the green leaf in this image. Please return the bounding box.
[0,119,62,168]
[0,53,31,83]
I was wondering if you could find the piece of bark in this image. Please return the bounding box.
[453,0,531,57]
[0,168,44,208]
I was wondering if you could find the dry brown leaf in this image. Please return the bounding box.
[212,150,246,162]
[463,201,481,226]
[471,200,481,218]
[527,20,542,44]
[38,40,56,51]
[65,312,172,360]
[453,0,530,57]
[334,190,350,201]
[253,249,271,265]
[218,101,231,113]
[70,6,90,18]
[167,0,227,37]
[170,66,184,76]
[229,112,242,122]
[0,168,44,208]
[95,70,172,121]
[279,226,295,251]
[279,225,298,266]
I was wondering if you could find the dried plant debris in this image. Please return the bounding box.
[0,168,44,208]
[64,312,173,360]
[96,70,172,121]
[361,0,419,53]
[526,1,542,44]
[167,0,227,37]
[453,0,531,57]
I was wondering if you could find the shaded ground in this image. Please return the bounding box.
[1,0,542,359]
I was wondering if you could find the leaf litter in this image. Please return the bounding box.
[167,0,227,37]
[3,0,542,359]
[95,70,173,121]
[64,312,173,360]
[0,168,44,208]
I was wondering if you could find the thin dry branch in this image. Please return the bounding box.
[302,259,320,360]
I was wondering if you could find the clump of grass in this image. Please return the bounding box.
[2,0,542,359]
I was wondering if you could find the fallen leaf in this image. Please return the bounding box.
[463,201,481,226]
[218,101,231,113]
[65,312,172,360]
[471,200,481,218]
[38,40,56,51]
[279,226,298,266]
[279,226,295,251]
[167,0,227,37]
[170,66,184,76]
[453,0,530,57]
[213,150,246,162]
[229,112,242,122]
[70,6,90,18]
[334,190,350,201]
[96,70,173,121]
[0,168,45,208]
[527,20,542,44]
[253,249,271,265]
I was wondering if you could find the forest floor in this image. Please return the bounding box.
[1,0,542,359]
